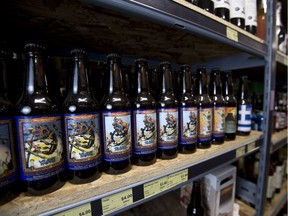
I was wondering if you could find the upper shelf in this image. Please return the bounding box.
[276,51,288,66]
[0,0,266,65]
[271,129,288,153]
[0,131,262,216]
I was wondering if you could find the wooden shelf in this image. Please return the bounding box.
[271,129,288,153]
[0,131,262,216]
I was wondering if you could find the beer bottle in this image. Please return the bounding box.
[198,0,214,14]
[209,69,225,144]
[187,180,205,216]
[149,67,160,101]
[131,58,157,166]
[15,43,65,195]
[230,0,245,29]
[266,157,275,202]
[196,67,212,149]
[213,0,230,21]
[157,62,178,159]
[257,0,266,40]
[62,49,102,184]
[0,49,19,204]
[101,54,132,174]
[223,72,237,141]
[178,65,197,154]
[244,0,257,35]
[276,2,286,53]
[237,76,251,136]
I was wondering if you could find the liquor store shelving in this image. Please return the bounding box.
[0,131,263,216]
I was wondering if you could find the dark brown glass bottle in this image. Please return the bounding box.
[237,76,251,136]
[100,54,132,174]
[0,49,19,204]
[223,72,237,141]
[178,65,197,154]
[244,0,257,35]
[157,62,178,159]
[230,0,245,29]
[196,67,212,149]
[266,158,275,202]
[131,58,157,166]
[149,67,159,101]
[198,0,214,14]
[62,49,102,184]
[214,0,230,21]
[257,0,266,40]
[209,69,225,144]
[187,180,205,216]
[15,43,65,195]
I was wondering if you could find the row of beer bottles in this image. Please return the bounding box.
[0,43,252,200]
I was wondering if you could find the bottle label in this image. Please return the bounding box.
[275,165,283,189]
[102,111,132,162]
[0,117,17,188]
[213,106,225,138]
[266,175,274,198]
[133,109,157,155]
[198,107,212,141]
[230,0,245,19]
[225,107,237,133]
[179,107,197,145]
[157,108,178,149]
[15,115,64,182]
[237,105,252,132]
[244,0,257,26]
[213,0,230,9]
[64,113,101,170]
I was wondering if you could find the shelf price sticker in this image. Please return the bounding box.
[236,146,246,158]
[167,169,188,189]
[54,203,92,216]
[226,27,238,42]
[247,142,256,152]
[101,189,133,215]
[144,176,168,198]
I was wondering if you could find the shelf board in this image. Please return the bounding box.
[0,0,265,66]
[271,129,288,153]
[276,51,288,66]
[0,131,262,216]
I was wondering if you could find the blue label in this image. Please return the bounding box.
[15,115,64,182]
[64,112,102,170]
[102,111,132,162]
[0,117,17,188]
[132,109,157,155]
[237,105,252,132]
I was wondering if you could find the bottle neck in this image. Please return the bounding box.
[224,74,234,96]
[197,70,208,95]
[190,181,202,206]
[71,55,90,94]
[238,77,249,100]
[276,4,282,26]
[0,55,9,100]
[210,71,222,96]
[160,64,174,94]
[25,51,48,95]
[181,66,192,94]
[107,59,123,94]
[136,61,150,94]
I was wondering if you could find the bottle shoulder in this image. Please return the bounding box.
[101,92,131,110]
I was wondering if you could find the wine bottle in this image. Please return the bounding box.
[230,0,245,29]
[244,0,257,35]
[187,180,205,216]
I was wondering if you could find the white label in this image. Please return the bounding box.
[266,175,274,198]
[230,0,245,19]
[244,0,257,26]
[213,0,230,9]
[275,165,284,189]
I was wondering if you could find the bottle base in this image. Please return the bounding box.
[68,167,102,185]
[237,131,251,136]
[212,138,224,145]
[157,148,178,159]
[178,144,197,154]
[225,133,236,141]
[132,154,157,166]
[103,159,132,175]
[0,183,21,206]
[197,142,211,149]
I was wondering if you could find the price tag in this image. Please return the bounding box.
[247,142,256,152]
[226,27,238,42]
[167,169,188,189]
[236,146,246,158]
[101,189,133,215]
[54,203,92,216]
[144,176,168,198]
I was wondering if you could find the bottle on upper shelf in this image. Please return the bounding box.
[131,58,157,166]
[244,0,257,35]
[15,43,66,195]
[257,0,266,40]
[196,67,212,149]
[237,76,252,136]
[212,0,230,21]
[276,1,286,54]
[178,64,198,154]
[198,0,214,14]
[156,61,178,159]
[62,49,102,184]
[100,53,132,174]
[230,0,245,29]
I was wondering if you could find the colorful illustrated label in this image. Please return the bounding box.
[133,109,157,155]
[64,113,101,170]
[102,111,132,162]
[157,108,178,149]
[237,105,252,132]
[213,107,225,138]
[0,117,17,188]
[225,107,237,133]
[198,108,212,142]
[15,115,64,182]
[179,107,197,145]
